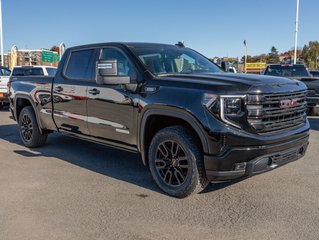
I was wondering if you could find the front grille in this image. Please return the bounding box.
[247,91,307,134]
[270,148,300,165]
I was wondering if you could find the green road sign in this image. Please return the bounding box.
[42,51,60,63]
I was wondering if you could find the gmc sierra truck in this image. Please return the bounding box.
[8,43,310,198]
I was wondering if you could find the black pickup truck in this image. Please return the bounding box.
[263,64,319,113]
[8,43,310,197]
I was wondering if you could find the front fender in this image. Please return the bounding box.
[138,105,209,165]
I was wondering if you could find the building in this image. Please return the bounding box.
[1,48,60,70]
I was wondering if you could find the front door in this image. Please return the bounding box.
[86,47,138,148]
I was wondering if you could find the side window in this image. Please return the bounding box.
[65,49,96,80]
[101,48,132,76]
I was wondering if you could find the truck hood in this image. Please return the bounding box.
[157,72,307,94]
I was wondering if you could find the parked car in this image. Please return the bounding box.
[263,64,319,113]
[11,65,57,77]
[0,66,11,108]
[310,70,319,77]
[8,43,309,197]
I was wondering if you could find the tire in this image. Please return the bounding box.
[18,106,47,148]
[148,126,209,198]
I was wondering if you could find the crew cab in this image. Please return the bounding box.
[8,43,310,197]
[0,66,11,108]
[263,64,319,113]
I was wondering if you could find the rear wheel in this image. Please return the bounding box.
[18,106,47,148]
[148,126,208,198]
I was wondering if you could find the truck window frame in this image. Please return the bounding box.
[98,46,137,78]
[63,47,99,82]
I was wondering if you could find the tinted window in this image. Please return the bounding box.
[12,67,44,76]
[310,71,319,77]
[65,49,96,80]
[130,45,222,75]
[46,68,57,76]
[101,48,132,76]
[264,65,311,77]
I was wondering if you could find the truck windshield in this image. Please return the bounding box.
[264,65,311,78]
[130,46,222,75]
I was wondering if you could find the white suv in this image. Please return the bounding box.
[0,67,11,108]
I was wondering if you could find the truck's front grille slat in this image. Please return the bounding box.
[247,90,307,134]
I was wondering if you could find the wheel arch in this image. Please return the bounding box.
[139,108,209,166]
[14,94,44,134]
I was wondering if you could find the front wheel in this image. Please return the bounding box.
[18,106,47,148]
[148,126,209,198]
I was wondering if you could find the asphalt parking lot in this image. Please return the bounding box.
[0,109,319,240]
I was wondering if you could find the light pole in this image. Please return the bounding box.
[294,0,300,64]
[0,0,3,67]
[244,40,247,73]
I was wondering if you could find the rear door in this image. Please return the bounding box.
[52,48,99,135]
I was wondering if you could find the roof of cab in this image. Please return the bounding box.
[66,42,177,51]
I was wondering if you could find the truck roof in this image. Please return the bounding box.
[67,42,178,51]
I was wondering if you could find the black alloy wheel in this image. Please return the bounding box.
[149,126,208,198]
[20,114,33,142]
[155,140,189,186]
[18,106,47,148]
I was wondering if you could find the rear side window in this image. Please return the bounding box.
[65,49,96,80]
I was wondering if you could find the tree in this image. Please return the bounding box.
[50,45,59,54]
[301,41,319,70]
[268,46,279,64]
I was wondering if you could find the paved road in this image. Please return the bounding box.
[0,110,318,240]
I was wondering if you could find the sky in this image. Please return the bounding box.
[3,0,319,58]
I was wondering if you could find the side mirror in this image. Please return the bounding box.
[221,61,230,72]
[96,59,131,85]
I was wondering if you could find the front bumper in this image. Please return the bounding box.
[204,130,309,181]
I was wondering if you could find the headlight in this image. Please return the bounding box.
[223,97,242,115]
[221,95,245,128]
[202,93,220,117]
[203,94,245,128]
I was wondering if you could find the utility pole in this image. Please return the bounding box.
[294,0,300,64]
[0,0,4,67]
[244,40,247,73]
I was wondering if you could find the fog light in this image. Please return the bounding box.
[234,162,246,171]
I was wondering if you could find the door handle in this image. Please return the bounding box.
[88,89,100,95]
[54,86,64,92]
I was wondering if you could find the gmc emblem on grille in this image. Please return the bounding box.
[279,99,300,108]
